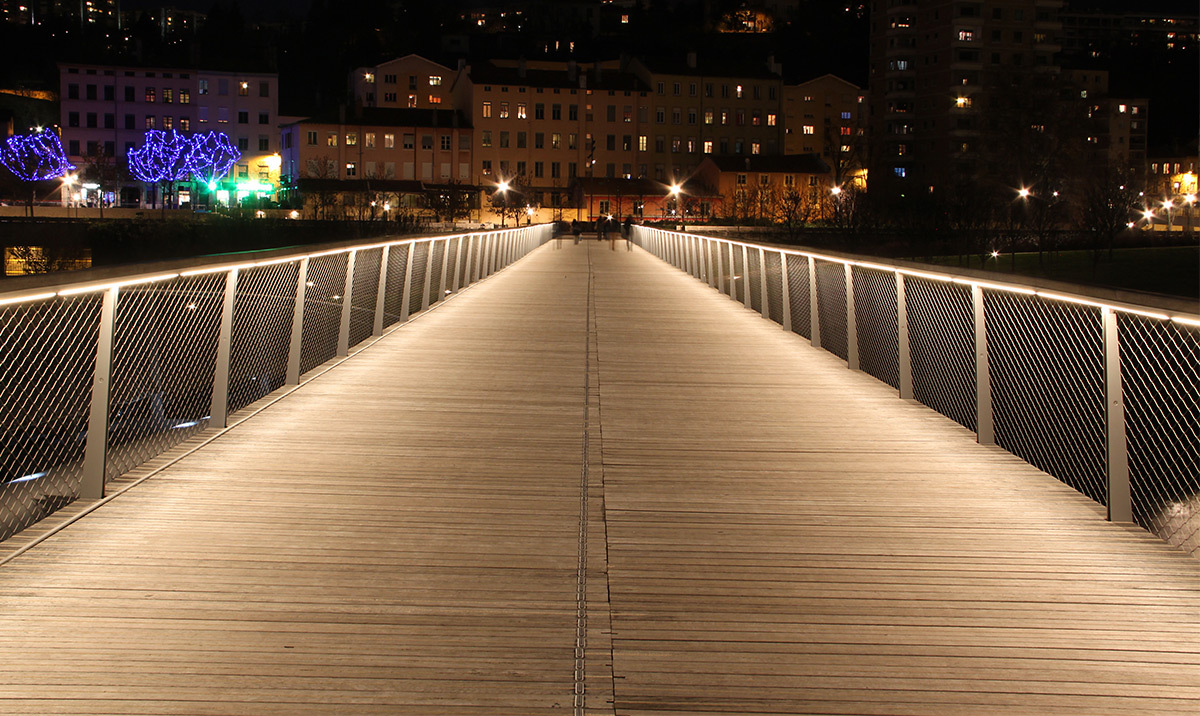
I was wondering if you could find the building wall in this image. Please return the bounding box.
[353,56,459,111]
[783,75,865,182]
[195,70,280,186]
[282,120,472,184]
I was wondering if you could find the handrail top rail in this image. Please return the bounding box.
[0,224,546,305]
[644,227,1200,324]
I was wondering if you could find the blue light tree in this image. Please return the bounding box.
[127,129,192,210]
[0,131,75,216]
[187,131,240,188]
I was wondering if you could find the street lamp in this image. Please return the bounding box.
[495,180,510,227]
[830,185,842,195]
[1017,187,1031,198]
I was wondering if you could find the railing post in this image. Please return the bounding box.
[896,272,913,400]
[714,239,724,291]
[81,286,118,499]
[1103,307,1132,522]
[286,259,308,384]
[727,242,736,298]
[808,256,821,349]
[337,250,356,357]
[373,245,389,337]
[437,240,451,302]
[210,269,238,427]
[741,245,752,310]
[758,249,770,319]
[460,235,473,289]
[398,245,415,322]
[705,240,715,288]
[972,285,994,445]
[779,252,792,332]
[845,263,859,370]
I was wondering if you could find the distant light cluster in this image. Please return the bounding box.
[0,131,75,182]
[127,130,241,184]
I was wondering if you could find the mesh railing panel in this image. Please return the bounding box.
[852,266,900,389]
[107,275,225,479]
[815,259,848,360]
[426,239,445,308]
[443,238,459,296]
[748,247,764,314]
[350,248,382,349]
[905,277,976,431]
[732,246,744,303]
[382,244,409,328]
[1119,315,1200,557]
[458,236,473,288]
[409,241,429,312]
[786,255,811,340]
[765,251,783,325]
[300,253,349,376]
[228,262,298,414]
[0,296,99,541]
[987,293,1106,503]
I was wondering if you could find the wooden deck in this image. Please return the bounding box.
[0,238,1196,715]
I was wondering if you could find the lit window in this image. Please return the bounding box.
[384,133,394,148]
[163,88,173,104]
[1080,90,1088,98]
[736,85,743,98]
[429,76,442,86]
[365,132,375,148]
[179,117,190,131]
[841,144,850,153]
[239,82,249,96]
[162,116,173,130]
[638,135,647,151]
[621,14,629,24]
[803,125,815,135]
[327,134,337,147]
[751,142,760,155]
[180,90,190,104]
[408,95,417,107]
[500,102,509,119]
[429,95,441,104]
[145,87,156,103]
[840,127,852,136]
[767,113,777,126]
[345,162,356,177]
[482,101,492,117]
[894,167,907,178]
[1118,104,1127,113]
[958,29,974,41]
[704,110,714,125]
[517,103,526,119]
[364,73,375,83]
[346,133,357,146]
[703,140,713,154]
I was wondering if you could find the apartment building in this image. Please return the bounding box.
[1066,69,1147,177]
[58,62,199,206]
[868,0,1065,195]
[351,55,459,111]
[194,70,280,189]
[280,108,472,217]
[783,74,866,186]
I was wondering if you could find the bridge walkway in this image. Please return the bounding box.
[0,238,1196,715]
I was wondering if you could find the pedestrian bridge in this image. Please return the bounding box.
[0,226,1197,715]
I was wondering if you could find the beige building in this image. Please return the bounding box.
[783,74,866,186]
[351,55,460,111]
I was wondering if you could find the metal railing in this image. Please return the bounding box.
[0,224,552,542]
[634,226,1200,558]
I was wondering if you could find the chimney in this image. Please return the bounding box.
[686,52,697,69]
[580,72,587,90]
[568,60,577,82]
[767,55,782,76]
[593,63,602,83]
[457,58,467,71]
[518,57,527,78]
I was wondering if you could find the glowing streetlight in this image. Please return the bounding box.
[1017,188,1030,198]
[831,185,842,195]
[1185,194,1196,204]
[496,180,510,193]
[668,184,681,196]
[990,251,1000,258]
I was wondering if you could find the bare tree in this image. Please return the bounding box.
[424,180,474,224]
[79,147,123,218]
[1076,168,1140,265]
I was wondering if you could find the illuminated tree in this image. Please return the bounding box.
[0,131,75,216]
[187,131,240,185]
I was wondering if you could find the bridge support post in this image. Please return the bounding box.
[286,259,309,384]
[972,285,994,445]
[808,257,821,349]
[337,250,356,357]
[209,270,239,428]
[1103,308,1132,522]
[373,246,389,337]
[81,286,118,499]
[845,264,859,370]
[896,273,913,400]
[758,249,770,320]
[779,252,792,333]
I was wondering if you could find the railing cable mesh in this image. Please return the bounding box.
[427,240,445,308]
[765,251,784,325]
[1119,314,1200,557]
[904,277,976,431]
[786,254,811,340]
[408,241,428,313]
[107,275,225,479]
[382,244,410,327]
[987,293,1107,503]
[229,262,298,414]
[852,266,899,389]
[300,253,349,376]
[815,259,848,360]
[0,297,99,541]
[350,248,383,349]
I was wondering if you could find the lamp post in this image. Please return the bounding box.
[1162,199,1174,233]
[496,180,510,227]
[668,183,681,228]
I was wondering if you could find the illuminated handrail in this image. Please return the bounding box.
[633,225,1200,558]
[0,224,554,542]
